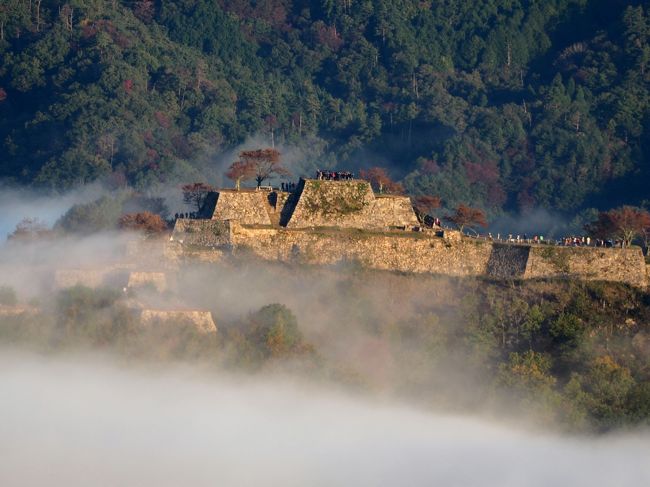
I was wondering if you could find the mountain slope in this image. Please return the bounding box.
[0,1,648,216]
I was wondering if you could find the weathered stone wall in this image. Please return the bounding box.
[139,309,217,333]
[284,179,418,230]
[525,246,647,288]
[211,190,272,225]
[486,244,530,278]
[285,179,375,228]
[372,196,420,228]
[127,272,167,292]
[167,221,648,288]
[53,267,130,289]
[170,219,232,248]
[230,224,493,276]
[265,191,290,226]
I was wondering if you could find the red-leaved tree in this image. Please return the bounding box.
[118,212,168,236]
[360,167,403,194]
[226,159,257,190]
[238,148,288,188]
[585,206,650,247]
[445,204,487,233]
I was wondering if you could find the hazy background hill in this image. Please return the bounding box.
[1,0,649,219]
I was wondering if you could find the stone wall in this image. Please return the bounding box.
[211,190,272,225]
[53,267,130,289]
[486,244,530,278]
[127,272,168,292]
[266,191,290,226]
[372,195,420,229]
[230,224,493,276]
[525,246,647,288]
[139,309,217,333]
[170,219,232,248]
[284,179,418,230]
[167,221,649,288]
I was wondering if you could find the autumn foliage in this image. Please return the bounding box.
[235,148,288,188]
[445,204,488,233]
[118,212,168,235]
[360,167,403,194]
[225,159,256,190]
[586,206,650,247]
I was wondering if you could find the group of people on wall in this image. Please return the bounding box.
[315,170,355,181]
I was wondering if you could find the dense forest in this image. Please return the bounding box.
[1,0,649,218]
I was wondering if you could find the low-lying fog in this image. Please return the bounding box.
[0,351,648,487]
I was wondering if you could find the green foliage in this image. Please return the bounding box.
[550,312,585,345]
[248,303,303,358]
[55,191,170,234]
[55,196,125,233]
[0,1,648,218]
[223,302,315,370]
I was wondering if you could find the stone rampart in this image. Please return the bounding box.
[486,244,530,278]
[53,267,130,289]
[139,309,217,333]
[211,190,272,225]
[127,272,167,292]
[524,246,647,288]
[167,198,647,288]
[170,219,232,248]
[372,196,420,229]
[284,179,418,230]
[230,224,493,276]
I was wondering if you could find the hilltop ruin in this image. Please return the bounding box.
[168,178,649,289]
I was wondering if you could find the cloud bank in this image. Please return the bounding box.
[0,351,648,487]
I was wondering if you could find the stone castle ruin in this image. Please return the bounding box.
[169,178,649,289]
[198,178,419,230]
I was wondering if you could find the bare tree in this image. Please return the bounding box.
[181,182,214,212]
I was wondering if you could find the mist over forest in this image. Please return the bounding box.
[2,350,649,487]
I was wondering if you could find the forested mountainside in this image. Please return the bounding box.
[1,1,649,215]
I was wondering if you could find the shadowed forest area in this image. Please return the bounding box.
[1,1,650,221]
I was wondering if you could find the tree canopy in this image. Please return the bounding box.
[0,1,649,220]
